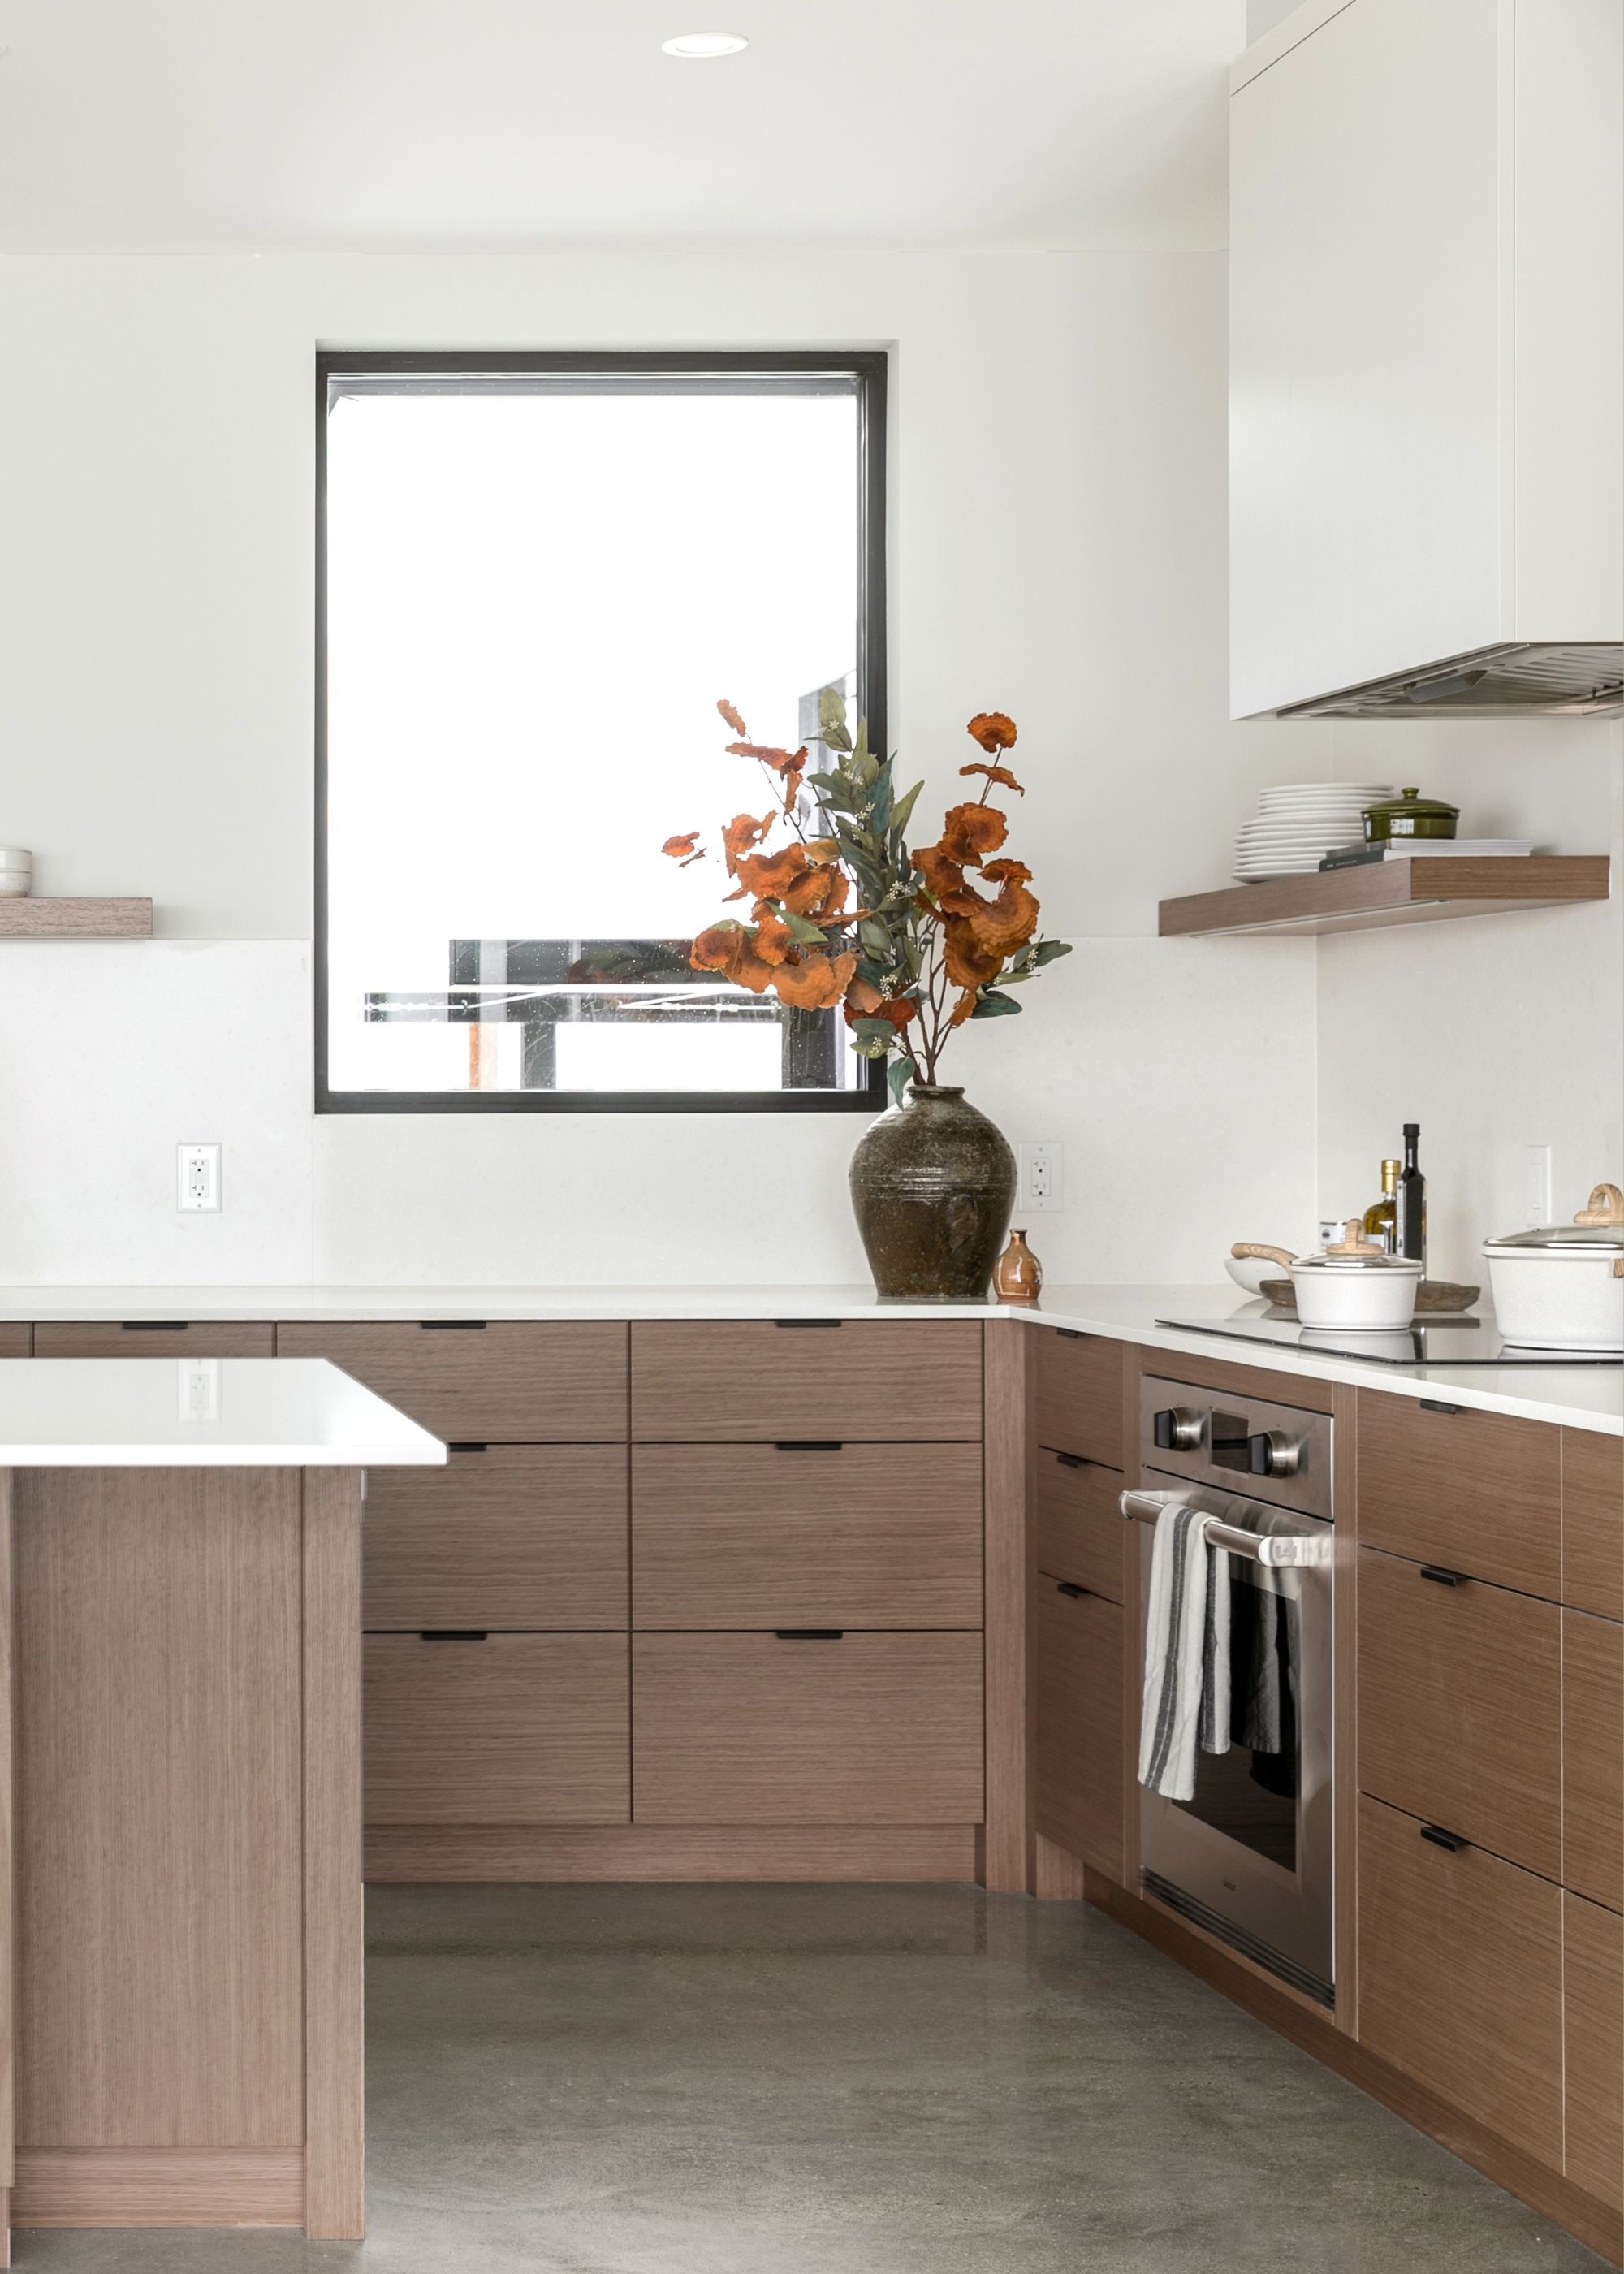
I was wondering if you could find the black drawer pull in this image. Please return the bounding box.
[447,1442,489,1455]
[1054,1451,1089,1470]
[1419,1399,1462,1415]
[122,1321,188,1332]
[775,1628,844,1641]
[1056,1582,1087,1599]
[773,1319,842,1329]
[1419,1565,1466,1587]
[1056,1328,1084,1341]
[1419,1824,1465,1853]
[775,1440,843,1452]
[420,1319,487,1329]
[419,1630,489,1641]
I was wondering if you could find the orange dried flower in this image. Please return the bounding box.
[753,906,795,966]
[691,922,775,995]
[960,761,1024,795]
[967,711,1017,753]
[956,859,1039,959]
[732,842,811,901]
[718,698,749,737]
[941,922,1004,993]
[912,843,967,904]
[780,864,849,920]
[844,977,917,1032]
[662,832,701,860]
[721,811,774,872]
[770,949,857,1013]
[726,741,808,777]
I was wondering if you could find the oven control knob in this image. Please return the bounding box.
[1153,1407,1204,1452]
[1249,1429,1303,1479]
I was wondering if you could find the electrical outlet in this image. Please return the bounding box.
[178,1359,221,1423]
[177,1143,222,1213]
[1018,1140,1063,1213]
[1524,1143,1553,1229]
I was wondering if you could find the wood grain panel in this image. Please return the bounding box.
[980,1320,1027,1894]
[365,1822,978,1882]
[629,1320,983,1443]
[1357,1547,1561,1878]
[1030,1329,1123,1464]
[1358,1391,1560,1597]
[632,1632,983,1826]
[1137,1344,1335,1416]
[0,1329,27,1358]
[365,1446,628,1631]
[0,1479,11,2190]
[302,1471,364,2242]
[1566,1429,1624,1622]
[1159,857,1611,938]
[11,2147,303,2228]
[33,1322,274,1359]
[1331,1381,1359,2040]
[1032,1577,1123,1882]
[1031,1451,1124,1602]
[276,1321,628,1442]
[1564,1609,1624,1914]
[0,898,152,939]
[14,1468,303,2150]
[632,1443,980,1630]
[364,1632,628,1826]
[1565,1891,1624,2211]
[1356,1793,1563,2170]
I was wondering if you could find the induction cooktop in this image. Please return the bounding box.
[1155,1310,1623,1368]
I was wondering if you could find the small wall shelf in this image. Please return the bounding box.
[1159,856,1610,938]
[0,898,153,939]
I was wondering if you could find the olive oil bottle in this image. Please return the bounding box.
[1362,1158,1401,1255]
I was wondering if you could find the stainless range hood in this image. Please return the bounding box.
[1276,642,1624,722]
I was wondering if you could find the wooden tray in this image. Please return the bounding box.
[1259,1278,1481,1317]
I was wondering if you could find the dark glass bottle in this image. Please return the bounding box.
[1397,1122,1427,1269]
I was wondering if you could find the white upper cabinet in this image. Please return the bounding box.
[1229,0,1622,720]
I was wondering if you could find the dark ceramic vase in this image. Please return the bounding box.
[849,1084,1017,1300]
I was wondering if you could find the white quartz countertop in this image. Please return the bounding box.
[0,1284,1617,1437]
[0,1360,448,1466]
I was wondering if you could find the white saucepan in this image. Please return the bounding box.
[1285,1221,1422,1329]
[1483,1182,1624,1351]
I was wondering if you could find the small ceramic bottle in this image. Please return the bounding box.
[993,1229,1043,1304]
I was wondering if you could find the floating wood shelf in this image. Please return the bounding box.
[1160,856,1611,938]
[0,898,153,939]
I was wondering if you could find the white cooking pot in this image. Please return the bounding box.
[1287,1220,1422,1329]
[1483,1182,1624,1352]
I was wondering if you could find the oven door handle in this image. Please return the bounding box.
[1119,1489,1328,1568]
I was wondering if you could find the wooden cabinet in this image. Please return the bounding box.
[631,1443,981,1630]
[1358,1392,1561,1598]
[1564,1891,1624,2211]
[1357,1547,1561,1878]
[1031,1450,1124,1603]
[1030,1329,1123,1467]
[1032,1576,1122,1881]
[630,1319,983,1442]
[35,1321,275,1358]
[277,1321,628,1442]
[0,1323,28,1356]
[631,1632,984,1826]
[1357,1793,1563,2168]
[362,1446,628,1632]
[1563,1609,1624,1913]
[363,1633,629,1826]
[1565,1429,1624,1622]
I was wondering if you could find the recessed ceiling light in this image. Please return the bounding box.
[662,32,749,58]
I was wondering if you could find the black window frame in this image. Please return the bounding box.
[313,348,888,1115]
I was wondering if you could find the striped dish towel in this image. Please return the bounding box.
[1138,1498,1232,1802]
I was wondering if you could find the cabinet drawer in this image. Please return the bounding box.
[0,1325,28,1356]
[364,1446,628,1632]
[1031,1329,1123,1466]
[1033,1576,1123,1880]
[34,1321,275,1358]
[631,1632,984,1824]
[1357,1793,1562,2168]
[1357,1547,1560,1878]
[1565,1429,1623,1621]
[630,1320,982,1443]
[1564,1609,1624,1913]
[1031,1450,1124,1602]
[1358,1391,1559,1597]
[632,1444,982,1630]
[278,1321,628,1441]
[1565,1891,1624,2211]
[364,1632,628,1826]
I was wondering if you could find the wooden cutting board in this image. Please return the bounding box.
[1259,1278,1481,1317]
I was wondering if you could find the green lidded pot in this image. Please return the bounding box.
[1362,786,1460,843]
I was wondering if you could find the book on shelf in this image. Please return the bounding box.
[1319,838,1536,871]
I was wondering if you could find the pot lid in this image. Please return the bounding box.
[1295,1217,1422,1272]
[1488,1182,1624,1249]
[1362,785,1461,825]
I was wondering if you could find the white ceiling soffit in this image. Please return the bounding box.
[0,0,1239,253]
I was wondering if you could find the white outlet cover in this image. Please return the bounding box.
[177,1142,222,1213]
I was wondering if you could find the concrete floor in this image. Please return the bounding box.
[14,1882,1608,2272]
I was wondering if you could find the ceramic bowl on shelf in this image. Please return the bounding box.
[0,849,32,899]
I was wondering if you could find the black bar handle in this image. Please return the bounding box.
[772,1319,842,1329]
[122,1321,189,1332]
[774,1628,844,1641]
[1056,1582,1087,1599]
[1419,1564,1465,1587]
[420,1319,488,1329]
[1419,1399,1462,1415]
[1419,1824,1465,1853]
[775,1441,844,1452]
[1056,1328,1084,1341]
[1055,1452,1089,1470]
[419,1630,490,1642]
[447,1442,489,1455]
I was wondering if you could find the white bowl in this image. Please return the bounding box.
[1226,1252,1291,1297]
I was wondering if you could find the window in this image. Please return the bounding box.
[316,352,886,1112]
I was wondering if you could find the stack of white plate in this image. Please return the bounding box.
[1234,786,1395,882]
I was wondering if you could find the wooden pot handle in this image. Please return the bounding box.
[1232,1242,1297,1269]
[1575,1182,1624,1226]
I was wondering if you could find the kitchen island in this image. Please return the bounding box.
[0,1360,443,2256]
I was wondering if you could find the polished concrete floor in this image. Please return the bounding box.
[15,1882,1609,2272]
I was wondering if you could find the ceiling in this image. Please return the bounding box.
[0,1,1241,253]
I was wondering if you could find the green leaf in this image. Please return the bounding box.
[776,905,828,945]
[1032,938,1073,966]
[888,1057,912,1107]
[851,1018,896,1047]
[970,988,1023,1019]
[859,919,894,956]
[818,686,851,746]
[888,780,923,843]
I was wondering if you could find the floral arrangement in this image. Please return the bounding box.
[663,692,1070,1100]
